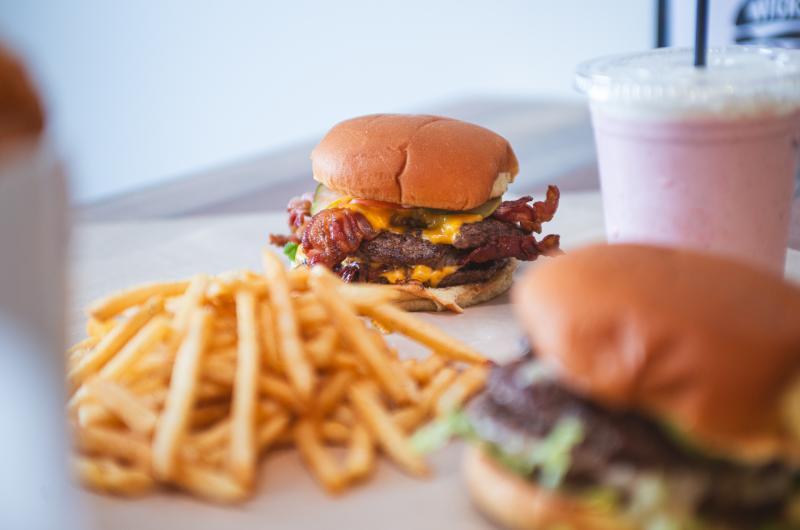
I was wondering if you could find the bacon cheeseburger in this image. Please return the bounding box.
[417,245,800,529]
[270,114,560,312]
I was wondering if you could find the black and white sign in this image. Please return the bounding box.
[669,0,800,48]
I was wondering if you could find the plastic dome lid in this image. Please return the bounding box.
[576,46,800,116]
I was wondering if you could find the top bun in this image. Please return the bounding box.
[311,114,518,210]
[512,244,800,464]
[0,44,44,146]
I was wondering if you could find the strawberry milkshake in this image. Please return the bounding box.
[576,46,800,273]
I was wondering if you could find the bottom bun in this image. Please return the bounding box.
[392,259,517,312]
[462,445,632,530]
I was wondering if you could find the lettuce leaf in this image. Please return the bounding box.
[411,410,475,454]
[487,416,584,489]
[283,242,299,262]
[412,410,583,490]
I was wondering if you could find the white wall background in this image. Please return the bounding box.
[0,1,653,203]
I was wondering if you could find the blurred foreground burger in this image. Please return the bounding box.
[455,245,800,529]
[0,44,44,147]
[271,114,561,312]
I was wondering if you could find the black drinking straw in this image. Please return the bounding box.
[694,0,709,67]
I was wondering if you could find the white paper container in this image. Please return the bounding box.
[0,140,80,530]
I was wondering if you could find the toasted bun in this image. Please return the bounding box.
[512,244,800,464]
[463,445,632,530]
[311,114,518,210]
[0,44,44,146]
[392,259,516,312]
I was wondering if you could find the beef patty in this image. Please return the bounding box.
[356,218,527,269]
[466,355,798,525]
[453,217,525,249]
[357,231,466,269]
[338,258,509,287]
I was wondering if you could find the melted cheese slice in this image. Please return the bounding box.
[380,265,459,287]
[418,212,482,244]
[331,199,404,233]
[328,197,482,245]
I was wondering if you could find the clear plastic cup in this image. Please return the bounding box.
[576,46,800,273]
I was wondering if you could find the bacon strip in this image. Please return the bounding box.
[272,186,562,270]
[269,234,295,246]
[301,208,376,267]
[491,185,560,234]
[464,234,561,264]
[269,194,312,246]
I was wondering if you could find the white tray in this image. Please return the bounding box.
[69,192,800,530]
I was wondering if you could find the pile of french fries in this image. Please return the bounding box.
[66,250,489,502]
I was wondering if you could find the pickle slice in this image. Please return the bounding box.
[425,196,501,217]
[311,183,346,214]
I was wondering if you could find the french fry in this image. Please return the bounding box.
[258,399,283,419]
[87,318,117,339]
[295,304,328,328]
[330,352,367,374]
[258,411,291,452]
[88,280,189,321]
[152,309,211,481]
[69,316,170,410]
[411,355,446,384]
[129,370,172,396]
[344,423,374,482]
[339,284,401,307]
[77,401,121,428]
[295,276,397,307]
[196,381,232,403]
[401,358,417,373]
[75,425,152,468]
[210,330,237,349]
[292,292,319,310]
[315,370,355,418]
[262,250,315,399]
[229,289,261,487]
[287,267,310,291]
[68,297,165,387]
[169,274,210,347]
[332,404,355,426]
[272,427,296,449]
[209,344,238,361]
[138,386,168,410]
[421,367,457,413]
[434,364,488,416]
[175,465,248,503]
[202,354,236,386]
[73,457,154,496]
[319,421,350,445]
[310,267,418,405]
[304,326,337,367]
[190,419,230,453]
[209,270,269,299]
[184,437,227,466]
[260,374,305,413]
[68,336,99,356]
[348,382,429,477]
[258,300,281,372]
[392,406,426,433]
[294,419,347,493]
[125,343,172,379]
[191,402,230,429]
[84,379,158,436]
[359,303,486,364]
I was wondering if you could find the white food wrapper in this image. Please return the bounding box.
[0,141,80,530]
